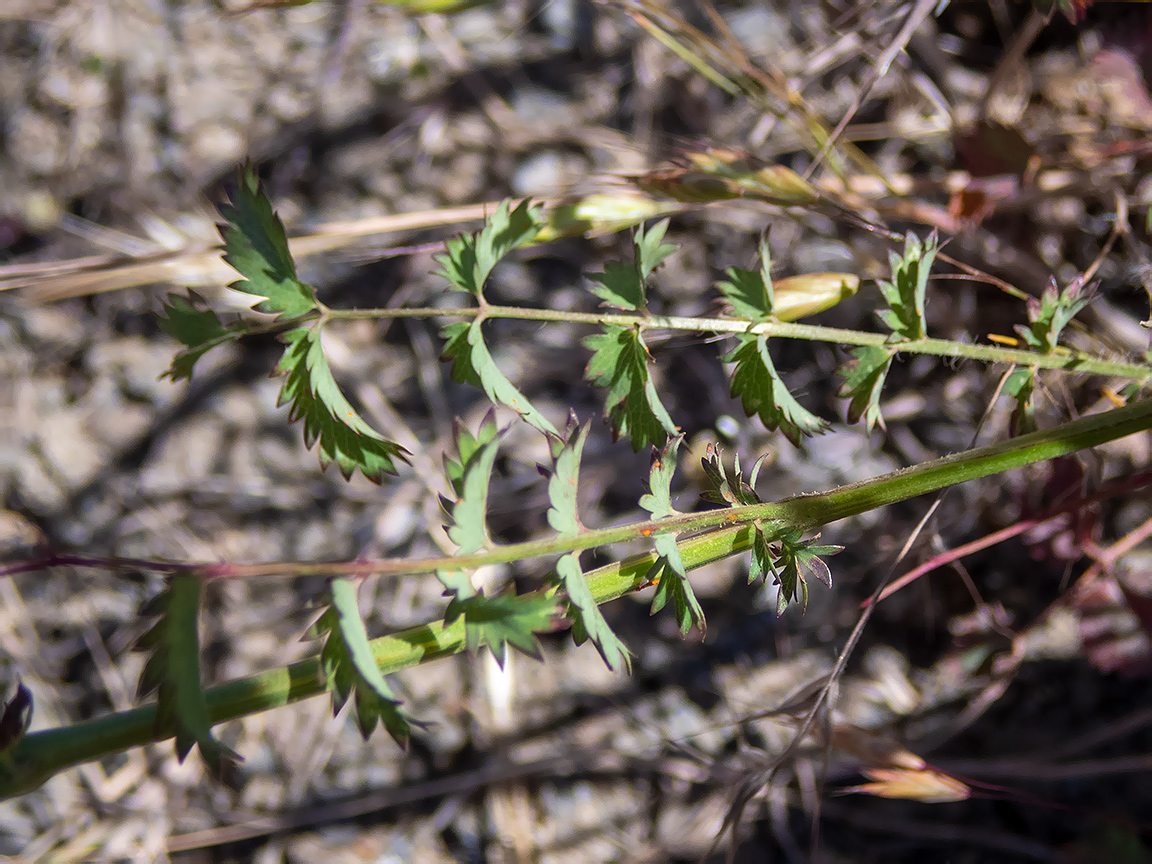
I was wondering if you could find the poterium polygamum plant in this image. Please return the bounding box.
[1,168,1151,797]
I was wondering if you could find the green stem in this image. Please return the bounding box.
[4,398,1152,799]
[321,304,1152,382]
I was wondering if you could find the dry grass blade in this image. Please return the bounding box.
[604,0,856,180]
[3,202,511,303]
[805,0,939,181]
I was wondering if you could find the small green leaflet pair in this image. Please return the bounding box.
[436,412,563,666]
[1003,275,1095,435]
[717,236,831,446]
[838,231,937,434]
[133,575,420,769]
[136,576,240,779]
[700,447,842,615]
[437,201,682,451]
[430,412,692,675]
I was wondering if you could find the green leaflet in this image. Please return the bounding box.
[1015,275,1093,354]
[752,527,841,615]
[634,219,677,282]
[587,219,675,311]
[435,199,544,299]
[546,420,589,536]
[558,553,631,672]
[1004,366,1038,436]
[589,259,649,312]
[648,533,705,637]
[276,326,410,481]
[314,579,411,745]
[441,414,502,557]
[443,592,561,668]
[726,332,828,445]
[547,422,631,672]
[639,436,705,636]
[716,234,774,322]
[440,319,559,436]
[876,231,937,341]
[135,576,240,779]
[435,568,476,599]
[584,325,678,451]
[638,434,682,518]
[438,417,560,664]
[838,345,893,433]
[157,292,231,381]
[219,168,316,320]
[437,415,500,600]
[716,236,859,323]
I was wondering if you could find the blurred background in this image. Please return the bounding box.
[2,0,1152,861]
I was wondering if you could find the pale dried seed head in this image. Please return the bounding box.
[772,273,860,321]
[538,191,686,240]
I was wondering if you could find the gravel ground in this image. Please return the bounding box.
[3,1,1152,862]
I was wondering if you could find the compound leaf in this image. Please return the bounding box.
[136,576,240,780]
[314,579,412,745]
[727,332,827,445]
[585,325,678,451]
[276,326,409,481]
[219,168,316,320]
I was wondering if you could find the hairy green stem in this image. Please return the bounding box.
[3,399,1152,799]
[321,304,1152,382]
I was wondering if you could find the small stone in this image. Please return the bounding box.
[267,82,312,123]
[189,121,247,166]
[9,111,64,175]
[37,409,108,491]
[511,150,580,198]
[22,306,86,347]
